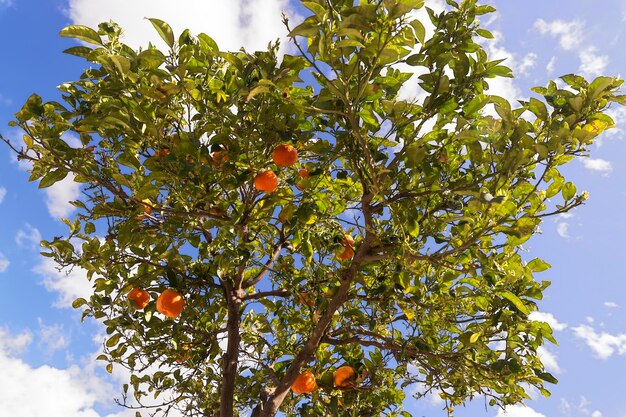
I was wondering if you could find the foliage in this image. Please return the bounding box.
[3,0,624,416]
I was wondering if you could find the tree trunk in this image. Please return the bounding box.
[219,292,242,417]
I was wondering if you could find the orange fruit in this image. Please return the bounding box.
[158,148,171,157]
[296,168,310,191]
[337,234,355,260]
[157,289,185,318]
[292,371,317,394]
[212,151,229,167]
[176,344,190,363]
[137,199,153,220]
[272,144,298,168]
[333,366,356,389]
[127,288,150,310]
[254,170,279,193]
[337,246,355,260]
[341,235,355,246]
[142,199,153,215]
[298,292,315,307]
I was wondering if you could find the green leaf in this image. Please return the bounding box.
[475,5,496,15]
[336,39,364,48]
[463,94,489,116]
[562,182,576,201]
[148,18,175,48]
[527,258,551,273]
[302,1,326,17]
[359,107,379,127]
[105,55,131,76]
[528,98,548,121]
[486,65,513,78]
[288,20,319,38]
[39,169,69,188]
[106,333,121,348]
[59,25,103,46]
[63,46,94,58]
[501,291,530,315]
[198,33,219,51]
[588,76,615,102]
[410,19,426,44]
[476,28,494,39]
[72,298,87,308]
[405,54,423,66]
[538,371,558,384]
[84,222,96,234]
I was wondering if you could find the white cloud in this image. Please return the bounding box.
[537,346,560,374]
[494,404,547,417]
[15,223,42,250]
[591,411,603,417]
[546,56,557,75]
[45,173,81,219]
[534,19,584,51]
[481,30,522,102]
[556,222,570,238]
[0,327,33,356]
[534,19,609,79]
[572,324,626,359]
[600,105,626,144]
[0,252,8,272]
[560,398,572,415]
[529,311,568,331]
[66,0,297,53]
[578,47,609,78]
[0,326,131,417]
[581,158,612,174]
[37,318,70,353]
[34,257,93,308]
[517,52,538,76]
[604,301,619,308]
[395,0,446,102]
[0,185,6,204]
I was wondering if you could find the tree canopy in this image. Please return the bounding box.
[3,0,624,416]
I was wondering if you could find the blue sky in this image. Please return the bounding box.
[0,1,625,416]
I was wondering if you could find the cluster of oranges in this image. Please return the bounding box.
[291,366,356,395]
[253,144,309,193]
[127,287,185,318]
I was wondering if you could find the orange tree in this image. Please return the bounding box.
[3,0,624,416]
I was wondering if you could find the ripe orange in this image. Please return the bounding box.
[292,371,317,394]
[212,151,229,167]
[296,168,310,191]
[341,235,355,246]
[254,170,279,193]
[333,366,356,389]
[137,199,153,220]
[176,344,190,363]
[158,148,171,157]
[127,288,150,310]
[337,234,355,260]
[142,199,153,215]
[157,289,185,318]
[272,144,298,168]
[337,246,354,259]
[298,292,315,307]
